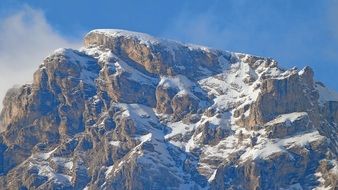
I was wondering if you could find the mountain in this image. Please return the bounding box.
[0,29,337,190]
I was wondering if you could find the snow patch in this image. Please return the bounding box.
[50,48,99,86]
[241,131,324,160]
[37,147,58,160]
[109,141,121,147]
[105,165,114,179]
[88,29,161,46]
[208,169,217,182]
[84,47,159,86]
[265,112,308,126]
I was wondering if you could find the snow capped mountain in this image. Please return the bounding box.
[0,29,337,190]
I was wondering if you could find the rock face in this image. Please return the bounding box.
[0,29,337,190]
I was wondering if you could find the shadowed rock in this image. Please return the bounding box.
[0,29,337,190]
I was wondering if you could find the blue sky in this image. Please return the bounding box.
[0,0,338,101]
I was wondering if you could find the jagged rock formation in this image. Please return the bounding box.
[0,29,337,190]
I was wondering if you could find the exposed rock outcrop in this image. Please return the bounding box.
[0,29,337,190]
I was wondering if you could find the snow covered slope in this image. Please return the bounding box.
[0,29,337,190]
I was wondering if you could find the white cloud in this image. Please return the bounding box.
[0,6,81,110]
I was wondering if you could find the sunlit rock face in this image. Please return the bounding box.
[0,29,337,190]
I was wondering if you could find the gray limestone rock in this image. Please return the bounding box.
[0,29,337,190]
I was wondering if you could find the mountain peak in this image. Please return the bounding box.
[84,28,224,54]
[86,29,161,46]
[0,29,337,189]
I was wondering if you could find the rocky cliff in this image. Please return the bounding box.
[0,29,337,190]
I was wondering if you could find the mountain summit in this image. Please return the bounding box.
[0,29,337,190]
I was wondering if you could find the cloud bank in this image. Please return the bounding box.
[0,7,81,110]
